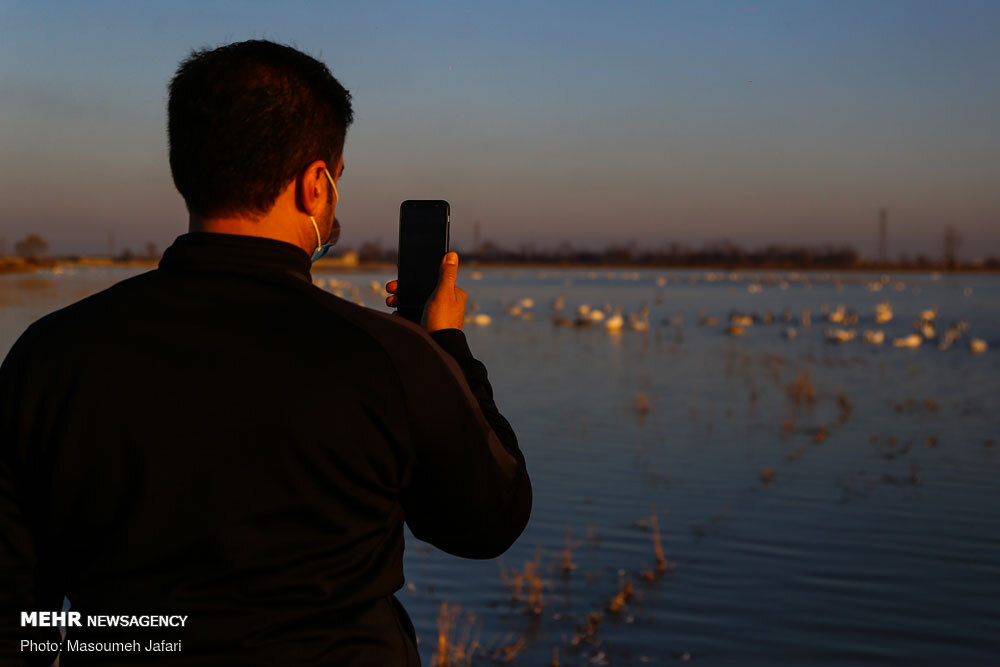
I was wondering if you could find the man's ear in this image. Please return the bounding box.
[295,160,329,216]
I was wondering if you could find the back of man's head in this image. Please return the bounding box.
[168,39,353,221]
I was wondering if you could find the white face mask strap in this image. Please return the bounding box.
[325,167,338,204]
[309,168,338,254]
[310,215,322,253]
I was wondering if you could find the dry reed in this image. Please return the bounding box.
[431,601,480,667]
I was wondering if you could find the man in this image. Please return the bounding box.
[0,40,531,666]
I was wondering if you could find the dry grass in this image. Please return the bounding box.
[569,611,603,647]
[431,601,480,667]
[560,527,579,573]
[498,545,545,615]
[605,575,635,614]
[649,505,675,575]
[786,369,817,406]
[490,636,527,663]
[836,390,853,423]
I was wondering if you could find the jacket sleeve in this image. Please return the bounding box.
[0,331,63,666]
[395,327,531,560]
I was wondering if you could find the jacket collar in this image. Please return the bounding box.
[158,231,312,283]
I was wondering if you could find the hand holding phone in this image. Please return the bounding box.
[385,252,466,332]
[395,200,451,324]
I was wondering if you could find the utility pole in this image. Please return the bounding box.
[878,208,888,264]
[943,225,960,270]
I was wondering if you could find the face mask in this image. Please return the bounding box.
[310,167,340,263]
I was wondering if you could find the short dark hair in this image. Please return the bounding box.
[167,39,353,220]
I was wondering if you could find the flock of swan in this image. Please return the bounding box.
[312,273,992,354]
[815,301,986,352]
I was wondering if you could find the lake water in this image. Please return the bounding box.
[2,265,998,665]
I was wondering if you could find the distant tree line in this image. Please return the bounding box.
[4,232,998,270]
[344,238,1000,270]
[1,234,160,263]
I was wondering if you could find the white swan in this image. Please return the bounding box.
[893,334,922,348]
[863,330,885,345]
[605,307,624,332]
[825,328,856,344]
[874,301,893,324]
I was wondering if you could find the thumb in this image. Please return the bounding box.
[438,251,459,288]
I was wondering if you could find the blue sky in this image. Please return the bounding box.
[1,0,998,258]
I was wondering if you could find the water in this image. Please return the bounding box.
[2,265,999,665]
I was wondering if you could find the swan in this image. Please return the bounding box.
[627,311,649,331]
[468,313,492,326]
[874,301,893,324]
[938,326,961,351]
[863,330,885,345]
[825,328,856,344]
[893,334,922,348]
[604,306,624,332]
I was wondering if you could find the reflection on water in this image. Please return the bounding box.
[2,265,999,664]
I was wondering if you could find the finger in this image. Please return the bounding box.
[386,279,398,293]
[438,251,459,289]
[386,294,398,307]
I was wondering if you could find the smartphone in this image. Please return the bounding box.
[396,200,450,323]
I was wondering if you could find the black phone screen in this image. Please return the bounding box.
[397,200,450,321]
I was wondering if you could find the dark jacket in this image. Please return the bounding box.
[0,231,532,666]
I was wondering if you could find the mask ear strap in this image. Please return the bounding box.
[326,168,338,205]
[308,167,337,256]
[309,215,322,254]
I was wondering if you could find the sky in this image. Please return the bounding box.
[1,0,998,259]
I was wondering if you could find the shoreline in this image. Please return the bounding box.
[2,257,998,276]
